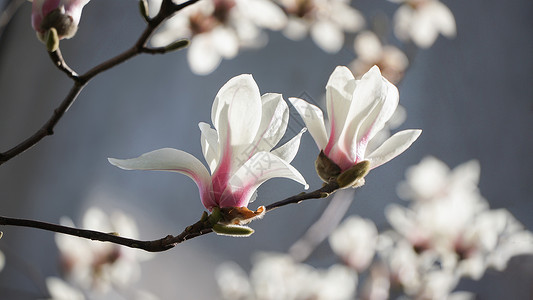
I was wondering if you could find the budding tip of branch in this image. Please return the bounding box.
[212,224,254,237]
[164,39,190,52]
[45,28,60,52]
[336,160,371,188]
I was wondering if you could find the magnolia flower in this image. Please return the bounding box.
[55,207,151,292]
[289,66,421,186]
[150,0,287,75]
[351,31,409,84]
[109,74,307,224]
[390,0,456,48]
[329,216,378,272]
[31,0,90,42]
[277,0,364,53]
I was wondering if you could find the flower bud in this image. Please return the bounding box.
[32,0,90,44]
[315,150,342,182]
[336,160,370,188]
[212,224,255,237]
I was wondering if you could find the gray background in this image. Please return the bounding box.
[0,0,532,299]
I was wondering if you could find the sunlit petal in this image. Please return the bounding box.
[366,130,422,169]
[199,122,220,173]
[289,97,328,150]
[272,128,307,163]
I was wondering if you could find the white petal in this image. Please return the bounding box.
[326,66,356,145]
[199,122,220,173]
[429,1,456,38]
[212,27,239,59]
[108,148,212,194]
[188,34,222,75]
[354,31,383,62]
[272,128,307,163]
[211,74,262,149]
[283,17,309,41]
[237,0,288,30]
[310,21,344,53]
[221,152,308,207]
[366,129,422,169]
[249,93,289,155]
[288,97,328,150]
[46,277,85,300]
[331,2,365,32]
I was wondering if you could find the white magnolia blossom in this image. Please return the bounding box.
[289,66,421,183]
[351,31,409,84]
[329,216,378,272]
[110,74,307,213]
[390,0,456,48]
[216,252,357,300]
[387,157,533,282]
[150,0,287,75]
[277,0,364,53]
[55,207,151,292]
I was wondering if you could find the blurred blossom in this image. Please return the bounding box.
[46,277,86,300]
[31,0,91,41]
[389,0,456,48]
[109,74,307,225]
[150,0,287,75]
[329,216,378,272]
[351,31,409,84]
[55,207,151,292]
[290,66,421,185]
[276,0,364,53]
[216,252,357,300]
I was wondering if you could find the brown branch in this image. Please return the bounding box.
[0,0,200,166]
[0,182,342,252]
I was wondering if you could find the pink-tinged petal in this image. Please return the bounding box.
[310,20,344,54]
[366,129,422,170]
[288,97,328,150]
[199,122,219,173]
[211,74,262,149]
[272,128,307,163]
[324,66,356,154]
[108,148,215,209]
[248,93,289,156]
[354,76,399,158]
[219,152,308,208]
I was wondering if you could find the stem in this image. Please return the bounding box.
[0,181,342,252]
[0,0,200,166]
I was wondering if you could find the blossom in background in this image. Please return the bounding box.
[289,66,421,186]
[386,157,533,283]
[351,30,409,84]
[150,0,287,75]
[329,216,378,272]
[109,74,307,224]
[389,0,456,48]
[31,0,91,41]
[55,207,151,292]
[216,252,357,300]
[276,0,364,53]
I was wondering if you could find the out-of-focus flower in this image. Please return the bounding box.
[109,74,307,225]
[390,0,456,48]
[46,277,86,300]
[387,157,533,282]
[329,216,378,272]
[351,31,409,84]
[55,207,150,292]
[31,0,90,42]
[150,0,287,75]
[277,0,364,53]
[216,252,357,300]
[289,66,421,186]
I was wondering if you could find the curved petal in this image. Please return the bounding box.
[108,148,215,209]
[211,74,262,149]
[288,97,328,150]
[248,93,289,156]
[220,152,308,208]
[199,122,219,173]
[366,129,422,170]
[271,128,307,163]
[325,66,356,153]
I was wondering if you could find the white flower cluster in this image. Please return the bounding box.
[148,0,455,77]
[216,157,533,299]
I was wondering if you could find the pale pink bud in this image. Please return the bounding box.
[31,0,90,41]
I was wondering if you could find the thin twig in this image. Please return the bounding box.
[0,182,342,252]
[0,0,200,166]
